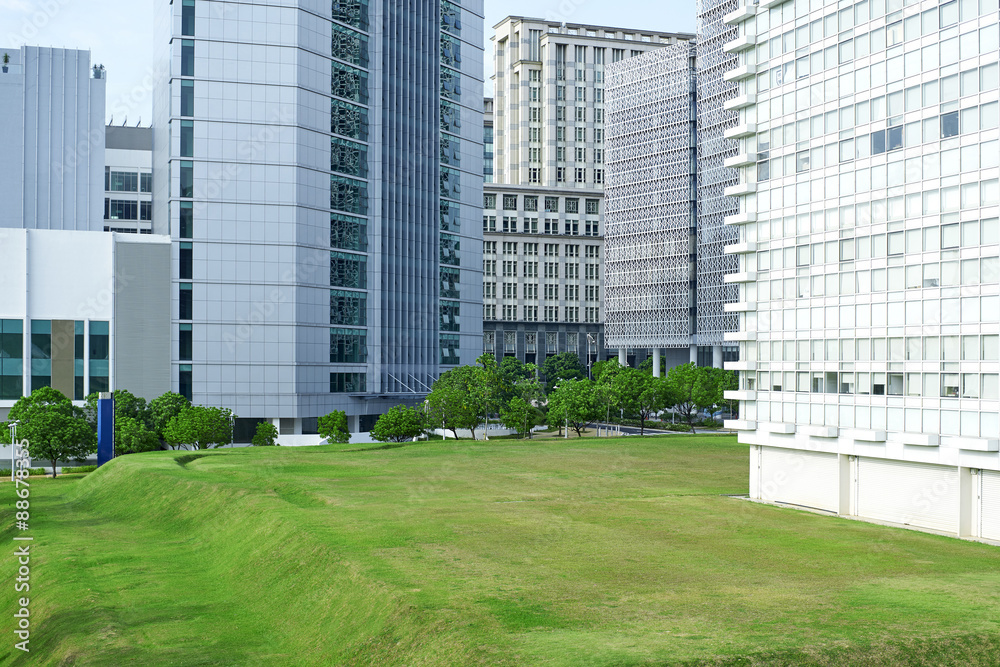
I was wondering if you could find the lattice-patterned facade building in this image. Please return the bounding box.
[603,5,740,373]
[605,45,701,375]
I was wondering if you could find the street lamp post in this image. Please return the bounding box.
[9,421,19,482]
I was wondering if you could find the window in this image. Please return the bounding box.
[575,147,586,162]
[502,305,517,320]
[557,167,566,182]
[179,283,193,320]
[586,285,599,301]
[565,307,579,322]
[545,197,559,213]
[502,216,516,233]
[575,86,586,102]
[524,217,538,233]
[557,85,566,101]
[483,282,496,298]
[502,241,517,255]
[330,372,366,393]
[556,106,566,121]
[503,260,517,277]
[565,263,579,279]
[484,193,496,208]
[544,262,558,278]
[180,161,193,197]
[585,307,599,322]
[585,245,599,258]
[575,127,586,142]
[585,199,599,214]
[181,0,195,36]
[574,107,586,122]
[106,200,138,220]
[544,306,559,322]
[525,283,538,299]
[179,324,193,361]
[528,168,540,183]
[180,80,194,117]
[483,259,496,275]
[1,320,24,399]
[565,284,579,300]
[180,120,194,157]
[523,261,538,277]
[585,221,599,236]
[524,243,538,256]
[140,172,152,193]
[503,194,517,210]
[575,168,586,183]
[564,220,579,235]
[585,264,599,280]
[140,201,152,221]
[483,215,496,232]
[594,169,604,184]
[181,39,195,76]
[108,170,138,192]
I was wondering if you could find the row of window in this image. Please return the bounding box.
[484,305,600,323]
[756,370,999,400]
[760,0,996,62]
[0,320,108,400]
[487,193,601,214]
[105,169,152,193]
[104,199,152,221]
[754,295,998,330]
[484,330,598,355]
[484,282,601,301]
[757,334,1000,364]
[516,126,605,144]
[484,217,601,236]
[483,242,600,258]
[484,260,601,279]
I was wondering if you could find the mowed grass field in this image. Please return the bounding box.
[3,436,1000,666]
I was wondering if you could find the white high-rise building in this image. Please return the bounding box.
[153,0,484,436]
[725,0,1000,540]
[0,46,106,232]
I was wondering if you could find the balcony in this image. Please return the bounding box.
[843,428,887,442]
[725,419,757,430]
[724,359,757,371]
[762,422,796,434]
[723,4,757,25]
[724,122,756,139]
[724,153,757,168]
[724,94,756,110]
[724,211,757,225]
[723,241,757,254]
[724,63,758,82]
[799,425,839,438]
[723,34,757,53]
[724,301,757,312]
[724,390,756,401]
[723,182,756,197]
[724,271,757,283]
[724,330,757,342]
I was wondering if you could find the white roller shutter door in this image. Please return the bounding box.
[759,447,839,512]
[980,471,1000,541]
[857,458,959,533]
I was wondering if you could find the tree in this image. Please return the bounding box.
[475,354,506,439]
[163,405,234,450]
[370,405,426,443]
[1,387,96,477]
[547,379,601,437]
[613,368,664,435]
[663,363,725,434]
[116,416,160,455]
[83,390,160,455]
[717,369,739,419]
[318,410,350,444]
[148,392,191,448]
[592,359,624,385]
[500,396,542,439]
[425,366,482,440]
[251,422,279,446]
[497,356,533,405]
[540,352,586,393]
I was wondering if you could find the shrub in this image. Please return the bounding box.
[62,465,98,474]
[251,422,279,447]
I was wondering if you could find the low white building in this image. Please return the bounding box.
[0,229,171,419]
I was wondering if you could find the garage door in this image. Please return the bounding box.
[759,447,839,512]
[981,471,1000,541]
[857,458,959,533]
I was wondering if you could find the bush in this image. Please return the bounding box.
[251,422,279,447]
[0,468,51,477]
[698,418,721,428]
[665,423,692,432]
[371,405,425,443]
[62,465,98,474]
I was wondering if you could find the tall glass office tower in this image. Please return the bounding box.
[153,0,483,435]
[725,0,1000,539]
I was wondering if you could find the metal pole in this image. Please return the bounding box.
[9,423,16,482]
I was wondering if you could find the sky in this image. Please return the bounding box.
[0,0,696,124]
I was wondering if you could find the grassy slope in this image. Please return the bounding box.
[2,437,1000,666]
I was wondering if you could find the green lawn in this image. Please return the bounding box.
[3,436,999,666]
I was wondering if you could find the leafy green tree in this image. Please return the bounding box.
[370,405,426,443]
[83,389,150,432]
[148,392,191,447]
[116,416,160,455]
[425,365,482,440]
[540,352,586,393]
[318,410,350,444]
[475,354,506,438]
[664,363,725,434]
[497,356,533,405]
[500,396,542,439]
[164,406,234,450]
[717,369,740,419]
[613,367,665,435]
[592,359,624,385]
[547,378,601,437]
[1,387,96,477]
[251,422,279,446]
